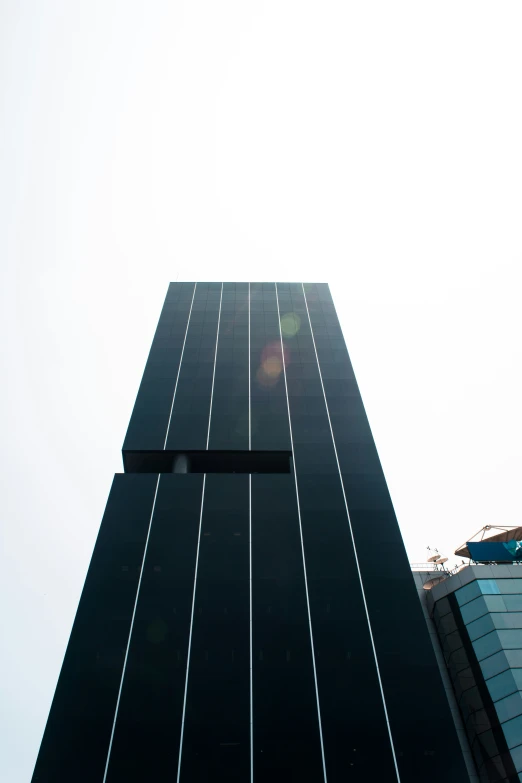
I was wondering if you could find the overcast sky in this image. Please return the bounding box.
[1,1,522,780]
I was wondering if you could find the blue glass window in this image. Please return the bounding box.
[467,614,495,641]
[480,650,511,680]
[509,743,522,773]
[495,692,522,723]
[496,578,522,595]
[468,612,522,640]
[479,579,502,594]
[455,579,501,607]
[502,715,522,749]
[460,595,507,624]
[455,581,482,607]
[473,631,503,661]
[487,669,522,702]
[494,613,522,630]
[473,629,522,661]
[498,629,522,649]
[505,594,522,611]
[505,649,522,669]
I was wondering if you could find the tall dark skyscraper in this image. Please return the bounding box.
[32,282,469,782]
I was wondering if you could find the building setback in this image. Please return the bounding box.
[32,282,469,782]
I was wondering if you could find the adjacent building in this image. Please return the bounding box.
[424,565,522,782]
[32,282,469,782]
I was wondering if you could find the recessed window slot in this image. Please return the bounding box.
[123,449,293,474]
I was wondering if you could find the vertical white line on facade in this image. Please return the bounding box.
[301,283,401,782]
[248,282,252,452]
[249,472,253,783]
[248,282,254,783]
[206,283,223,450]
[176,472,207,783]
[177,284,221,780]
[102,474,162,783]
[274,282,328,783]
[164,282,197,449]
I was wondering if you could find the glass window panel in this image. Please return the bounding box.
[503,716,522,750]
[484,594,509,611]
[453,666,475,701]
[456,581,482,606]
[442,631,464,664]
[456,579,504,606]
[505,595,522,611]
[460,685,484,723]
[437,612,458,636]
[467,706,491,736]
[468,612,522,640]
[495,692,522,724]
[497,629,522,649]
[494,613,522,630]
[480,651,513,680]
[461,595,507,624]
[506,650,522,668]
[473,631,503,661]
[487,669,521,702]
[479,579,502,595]
[496,579,522,595]
[433,596,452,619]
[467,614,495,641]
[474,728,503,760]
[515,669,522,691]
[510,743,522,773]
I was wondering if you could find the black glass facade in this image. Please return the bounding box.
[32,282,468,782]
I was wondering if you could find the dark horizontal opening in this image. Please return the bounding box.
[123,450,293,474]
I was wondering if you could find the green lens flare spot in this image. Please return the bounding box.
[280,312,301,337]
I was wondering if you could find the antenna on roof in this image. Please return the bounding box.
[423,576,447,591]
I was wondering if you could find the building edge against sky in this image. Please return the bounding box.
[32,282,469,782]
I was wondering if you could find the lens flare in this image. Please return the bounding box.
[256,365,280,387]
[260,341,289,366]
[256,341,290,387]
[280,312,301,337]
[263,355,282,377]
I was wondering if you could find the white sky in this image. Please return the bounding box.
[1,1,521,780]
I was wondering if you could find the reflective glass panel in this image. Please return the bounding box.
[461,595,507,624]
[487,669,522,703]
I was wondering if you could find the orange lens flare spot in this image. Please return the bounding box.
[262,356,282,377]
[256,365,280,387]
[256,340,291,387]
[261,341,290,366]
